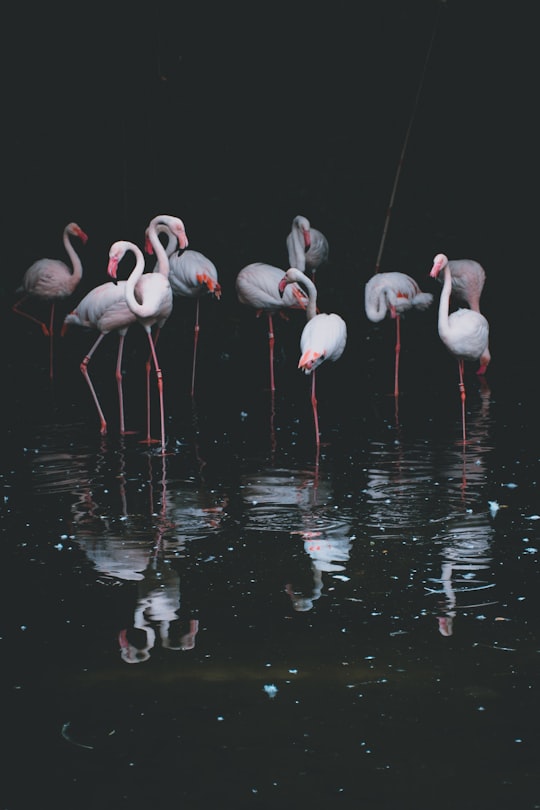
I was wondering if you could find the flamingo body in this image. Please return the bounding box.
[430,252,490,442]
[364,271,433,398]
[286,215,329,278]
[436,257,486,312]
[278,268,346,450]
[298,313,347,373]
[15,222,88,303]
[13,221,88,379]
[236,262,309,394]
[145,222,220,397]
[364,271,433,322]
[430,254,489,367]
[236,262,308,312]
[430,253,490,374]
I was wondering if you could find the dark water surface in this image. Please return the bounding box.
[2,327,539,810]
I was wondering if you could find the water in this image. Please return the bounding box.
[2,325,540,809]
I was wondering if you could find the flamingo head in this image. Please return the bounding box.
[68,222,89,245]
[430,253,449,279]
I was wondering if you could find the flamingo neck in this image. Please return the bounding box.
[63,228,83,283]
[437,263,453,337]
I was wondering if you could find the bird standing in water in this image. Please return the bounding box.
[364,271,433,397]
[236,262,308,394]
[431,253,490,375]
[279,268,347,453]
[13,221,88,381]
[430,252,490,443]
[145,221,221,398]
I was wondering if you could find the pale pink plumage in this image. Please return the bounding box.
[236,262,309,393]
[431,253,490,374]
[13,221,88,380]
[430,252,490,443]
[278,268,347,450]
[286,215,329,279]
[145,221,220,397]
[364,271,433,397]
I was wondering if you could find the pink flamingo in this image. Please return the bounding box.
[286,215,329,280]
[430,253,490,443]
[13,221,88,380]
[364,271,433,397]
[278,268,347,452]
[431,253,490,375]
[106,239,176,455]
[145,221,221,397]
[235,262,309,393]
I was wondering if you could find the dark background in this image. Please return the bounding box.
[3,0,537,424]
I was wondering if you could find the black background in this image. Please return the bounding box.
[3,0,538,421]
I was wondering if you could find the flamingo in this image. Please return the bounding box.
[286,215,329,280]
[431,254,490,375]
[278,268,347,451]
[235,262,309,393]
[364,271,433,397]
[105,238,177,455]
[62,260,138,437]
[430,252,490,443]
[145,221,221,397]
[13,221,88,380]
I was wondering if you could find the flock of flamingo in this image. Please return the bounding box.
[12,213,490,452]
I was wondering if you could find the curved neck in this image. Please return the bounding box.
[437,263,452,336]
[147,221,171,277]
[63,227,83,282]
[287,268,317,320]
[124,245,147,315]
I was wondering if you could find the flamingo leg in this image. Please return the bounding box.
[145,329,167,455]
[142,327,162,446]
[394,314,401,398]
[191,299,200,398]
[267,313,275,393]
[48,303,55,381]
[12,296,51,336]
[115,330,135,435]
[310,370,320,452]
[458,358,467,443]
[80,333,108,435]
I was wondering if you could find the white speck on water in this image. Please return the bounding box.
[264,684,278,698]
[488,500,499,516]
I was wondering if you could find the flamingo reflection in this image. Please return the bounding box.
[70,449,227,663]
[425,515,496,637]
[239,466,353,612]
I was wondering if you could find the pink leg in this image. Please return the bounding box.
[311,371,320,451]
[12,296,50,336]
[142,327,162,446]
[145,329,167,455]
[458,358,466,443]
[80,333,108,435]
[267,313,275,392]
[115,330,137,435]
[394,314,401,398]
[48,303,55,381]
[191,299,200,398]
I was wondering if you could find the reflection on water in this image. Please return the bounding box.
[3,376,540,809]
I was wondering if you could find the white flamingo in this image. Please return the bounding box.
[430,252,490,443]
[364,271,433,397]
[13,221,88,380]
[431,254,490,375]
[286,215,329,279]
[236,262,309,393]
[145,221,221,397]
[278,268,347,451]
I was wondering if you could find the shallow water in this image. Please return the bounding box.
[3,338,540,810]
